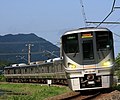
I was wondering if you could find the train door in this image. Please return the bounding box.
[80,32,97,66]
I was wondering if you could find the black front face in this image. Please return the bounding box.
[80,74,102,88]
[62,30,113,65]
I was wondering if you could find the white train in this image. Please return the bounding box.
[61,27,115,91]
[4,58,66,84]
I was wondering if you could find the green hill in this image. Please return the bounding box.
[0,33,60,63]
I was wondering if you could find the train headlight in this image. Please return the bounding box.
[68,63,76,69]
[102,61,111,67]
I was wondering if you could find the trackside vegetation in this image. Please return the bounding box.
[115,53,120,79]
[0,83,71,100]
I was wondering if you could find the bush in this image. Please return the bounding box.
[0,75,6,82]
[112,84,120,91]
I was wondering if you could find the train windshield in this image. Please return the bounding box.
[96,31,113,51]
[62,34,79,53]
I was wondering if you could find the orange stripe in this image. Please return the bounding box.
[84,66,96,69]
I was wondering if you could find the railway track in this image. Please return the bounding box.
[46,91,101,100]
[46,88,120,100]
[80,92,101,100]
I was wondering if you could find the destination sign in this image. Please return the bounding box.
[81,33,93,38]
[67,36,76,39]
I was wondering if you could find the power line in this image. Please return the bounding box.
[106,17,120,29]
[114,32,120,38]
[96,0,116,27]
[86,21,120,24]
[0,51,60,56]
[0,41,48,44]
[0,52,42,56]
[114,7,120,9]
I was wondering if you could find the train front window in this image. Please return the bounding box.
[96,31,112,51]
[62,34,79,53]
[82,40,94,60]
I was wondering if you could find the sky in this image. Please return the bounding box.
[0,0,120,57]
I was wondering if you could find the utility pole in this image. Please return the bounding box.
[26,44,34,64]
[80,0,88,27]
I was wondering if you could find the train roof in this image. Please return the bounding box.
[4,62,53,69]
[4,57,63,69]
[63,27,111,36]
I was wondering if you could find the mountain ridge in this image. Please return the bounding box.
[0,33,60,63]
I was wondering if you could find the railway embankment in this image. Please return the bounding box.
[46,90,120,100]
[46,85,120,100]
[0,82,71,100]
[0,82,120,100]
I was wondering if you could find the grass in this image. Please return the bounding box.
[0,83,71,100]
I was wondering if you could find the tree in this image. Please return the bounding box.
[115,53,120,79]
[115,53,120,70]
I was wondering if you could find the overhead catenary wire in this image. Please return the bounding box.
[114,7,120,9]
[79,0,120,39]
[0,41,49,44]
[114,32,120,38]
[0,50,60,56]
[86,21,120,24]
[106,16,120,29]
[96,0,116,27]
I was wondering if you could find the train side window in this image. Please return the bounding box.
[42,67,44,73]
[35,68,39,73]
[14,69,16,74]
[25,68,27,73]
[30,68,33,73]
[18,69,21,74]
[8,69,10,74]
[62,34,79,53]
[38,66,42,73]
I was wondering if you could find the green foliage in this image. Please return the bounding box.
[112,84,120,91]
[0,83,70,100]
[0,60,11,68]
[0,75,6,82]
[116,70,120,79]
[115,53,120,78]
[115,53,120,70]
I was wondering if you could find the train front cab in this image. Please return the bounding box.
[61,28,114,91]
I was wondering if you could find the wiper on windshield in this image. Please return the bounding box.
[73,46,79,57]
